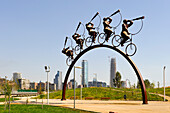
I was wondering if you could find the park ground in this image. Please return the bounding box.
[0,96,169,113]
[0,87,170,113]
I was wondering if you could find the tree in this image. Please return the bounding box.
[137,81,141,89]
[113,71,122,88]
[157,81,160,88]
[3,82,12,112]
[137,79,151,89]
[150,83,155,89]
[144,79,150,89]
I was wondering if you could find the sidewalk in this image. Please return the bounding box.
[13,98,170,113]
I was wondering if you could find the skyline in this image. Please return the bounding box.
[0,1,170,87]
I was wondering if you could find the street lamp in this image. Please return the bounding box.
[80,75,82,100]
[163,66,166,102]
[74,66,82,109]
[44,66,50,105]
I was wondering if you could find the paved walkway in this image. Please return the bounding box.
[10,97,170,113]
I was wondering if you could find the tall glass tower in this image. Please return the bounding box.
[82,60,88,87]
[54,71,62,90]
[110,58,116,87]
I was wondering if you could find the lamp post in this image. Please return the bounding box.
[45,66,50,105]
[74,66,82,109]
[80,75,82,100]
[163,66,166,102]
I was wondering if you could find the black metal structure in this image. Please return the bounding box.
[61,44,148,104]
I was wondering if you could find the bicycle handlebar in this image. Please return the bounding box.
[132,16,145,21]
[109,9,120,17]
[75,22,81,33]
[90,12,99,22]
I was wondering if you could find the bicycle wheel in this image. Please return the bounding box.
[85,37,93,47]
[98,33,106,44]
[112,35,121,47]
[75,45,81,55]
[66,57,72,66]
[125,43,137,56]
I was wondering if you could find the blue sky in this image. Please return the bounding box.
[0,0,169,87]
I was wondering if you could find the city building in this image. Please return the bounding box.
[54,71,62,90]
[49,83,56,91]
[82,60,88,87]
[45,82,56,91]
[37,81,46,91]
[18,78,30,90]
[121,81,127,88]
[30,82,38,90]
[0,77,5,84]
[67,79,77,89]
[110,58,116,87]
[13,72,22,84]
[88,77,107,87]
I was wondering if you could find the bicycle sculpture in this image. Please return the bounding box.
[85,12,101,47]
[62,37,74,66]
[98,9,122,44]
[61,10,148,104]
[72,22,85,55]
[62,10,145,66]
[112,16,145,56]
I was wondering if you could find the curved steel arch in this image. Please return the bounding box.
[62,44,148,104]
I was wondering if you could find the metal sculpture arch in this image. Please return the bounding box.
[62,44,148,104]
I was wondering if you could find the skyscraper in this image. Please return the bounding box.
[13,72,22,84]
[82,60,88,87]
[110,58,116,87]
[54,71,62,90]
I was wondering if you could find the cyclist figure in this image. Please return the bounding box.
[103,17,112,42]
[120,19,133,46]
[72,33,84,49]
[62,47,73,59]
[86,22,97,42]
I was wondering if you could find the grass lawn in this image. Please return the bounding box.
[0,104,94,113]
[0,98,19,102]
[36,87,166,101]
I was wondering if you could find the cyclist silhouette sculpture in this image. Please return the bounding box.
[86,22,97,43]
[120,19,133,46]
[85,12,101,47]
[103,17,113,42]
[62,47,73,59]
[72,33,84,49]
[62,37,74,66]
[72,22,84,51]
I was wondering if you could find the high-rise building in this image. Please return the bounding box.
[13,72,22,84]
[121,81,127,88]
[88,78,107,87]
[82,60,88,87]
[110,58,116,87]
[18,78,30,89]
[67,79,78,89]
[30,82,38,90]
[54,71,62,90]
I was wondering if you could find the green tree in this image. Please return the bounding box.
[157,81,160,88]
[144,79,150,89]
[113,71,122,88]
[137,79,151,89]
[150,83,155,89]
[137,81,141,89]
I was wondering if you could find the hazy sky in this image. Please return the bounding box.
[0,0,170,87]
